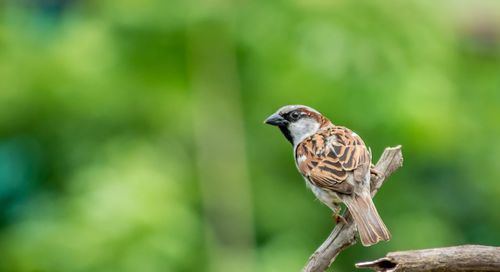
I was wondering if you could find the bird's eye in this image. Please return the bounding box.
[289,111,300,120]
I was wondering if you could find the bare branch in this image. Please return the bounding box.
[303,146,403,272]
[356,245,500,272]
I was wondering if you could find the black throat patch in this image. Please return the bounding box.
[279,126,294,145]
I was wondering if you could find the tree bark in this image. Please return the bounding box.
[356,245,500,271]
[303,146,403,272]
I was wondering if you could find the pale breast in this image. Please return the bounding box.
[303,177,342,210]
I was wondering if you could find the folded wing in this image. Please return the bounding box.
[295,126,370,194]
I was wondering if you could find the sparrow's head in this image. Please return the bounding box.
[264,105,331,145]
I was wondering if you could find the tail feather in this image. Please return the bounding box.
[343,193,391,247]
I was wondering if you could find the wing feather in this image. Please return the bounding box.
[296,126,370,194]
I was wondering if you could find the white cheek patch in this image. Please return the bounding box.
[289,118,320,145]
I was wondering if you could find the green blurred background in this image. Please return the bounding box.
[1,0,499,271]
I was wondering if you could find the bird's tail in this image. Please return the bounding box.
[343,192,391,246]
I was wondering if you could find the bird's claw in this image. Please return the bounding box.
[334,214,348,225]
[370,166,382,178]
[332,206,347,225]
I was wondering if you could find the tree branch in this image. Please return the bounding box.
[356,245,500,271]
[303,145,403,272]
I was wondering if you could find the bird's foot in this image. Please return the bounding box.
[334,214,348,225]
[370,166,382,179]
[331,206,347,225]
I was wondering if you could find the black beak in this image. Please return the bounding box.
[264,113,288,126]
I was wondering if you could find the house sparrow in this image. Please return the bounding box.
[264,105,390,246]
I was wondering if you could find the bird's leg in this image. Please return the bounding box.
[331,205,347,225]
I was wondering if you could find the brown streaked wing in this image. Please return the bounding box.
[295,126,370,194]
[331,127,370,171]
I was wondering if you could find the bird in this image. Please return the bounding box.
[264,105,390,246]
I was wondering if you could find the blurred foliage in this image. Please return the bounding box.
[1,0,500,271]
